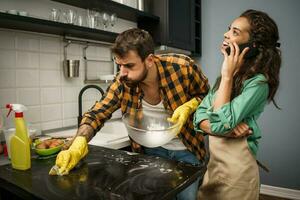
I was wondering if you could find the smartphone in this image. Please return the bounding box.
[226,42,258,59]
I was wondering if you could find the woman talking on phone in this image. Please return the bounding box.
[193,9,281,199]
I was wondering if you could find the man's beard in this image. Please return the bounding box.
[121,65,148,88]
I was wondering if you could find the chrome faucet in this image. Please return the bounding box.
[78,85,104,127]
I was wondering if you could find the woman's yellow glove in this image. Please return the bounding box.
[49,136,88,176]
[168,98,199,133]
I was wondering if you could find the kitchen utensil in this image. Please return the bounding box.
[122,109,180,147]
[63,60,80,77]
[63,41,80,78]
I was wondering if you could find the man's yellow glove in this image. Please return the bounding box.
[49,136,88,176]
[168,98,199,133]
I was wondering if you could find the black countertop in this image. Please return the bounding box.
[0,145,206,200]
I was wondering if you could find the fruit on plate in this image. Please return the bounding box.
[36,139,64,149]
[35,139,64,156]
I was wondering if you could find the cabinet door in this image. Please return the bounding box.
[168,0,194,51]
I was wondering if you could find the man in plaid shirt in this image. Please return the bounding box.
[52,28,209,200]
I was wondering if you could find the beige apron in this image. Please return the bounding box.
[198,136,259,200]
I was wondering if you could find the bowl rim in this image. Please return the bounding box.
[121,109,180,133]
[35,144,63,156]
[34,139,65,156]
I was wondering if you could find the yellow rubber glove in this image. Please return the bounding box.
[168,98,199,133]
[49,136,88,176]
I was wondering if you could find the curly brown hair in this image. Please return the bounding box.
[214,9,281,108]
[111,28,154,61]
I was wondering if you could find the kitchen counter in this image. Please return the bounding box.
[46,119,131,150]
[0,145,206,200]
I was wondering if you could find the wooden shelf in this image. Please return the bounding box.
[51,0,159,24]
[0,12,118,43]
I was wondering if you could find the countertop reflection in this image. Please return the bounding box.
[0,145,206,200]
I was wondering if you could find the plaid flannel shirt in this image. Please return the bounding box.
[81,53,210,160]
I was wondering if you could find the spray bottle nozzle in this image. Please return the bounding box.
[6,104,27,118]
[6,104,13,117]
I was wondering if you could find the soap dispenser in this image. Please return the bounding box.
[6,104,31,170]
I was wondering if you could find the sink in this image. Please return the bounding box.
[89,119,129,149]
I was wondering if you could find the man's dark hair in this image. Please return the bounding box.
[111,28,155,61]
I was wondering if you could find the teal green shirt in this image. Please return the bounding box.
[193,74,269,157]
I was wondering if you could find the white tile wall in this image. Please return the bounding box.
[41,87,62,104]
[0,89,16,107]
[0,31,15,49]
[16,52,39,69]
[41,104,62,122]
[40,53,60,70]
[16,69,39,87]
[63,102,78,119]
[0,0,137,133]
[0,69,16,88]
[17,88,40,106]
[0,50,16,68]
[40,70,61,87]
[63,118,78,128]
[41,120,63,131]
[25,106,41,123]
[66,44,82,57]
[16,33,40,51]
[40,37,61,53]
[62,87,80,103]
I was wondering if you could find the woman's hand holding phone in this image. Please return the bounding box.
[221,42,249,78]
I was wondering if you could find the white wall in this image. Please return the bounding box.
[0,0,137,131]
[199,0,300,190]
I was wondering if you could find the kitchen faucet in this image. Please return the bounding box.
[78,85,104,127]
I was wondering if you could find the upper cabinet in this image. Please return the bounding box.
[144,0,201,56]
[0,0,159,43]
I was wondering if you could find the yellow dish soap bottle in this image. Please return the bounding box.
[6,104,31,170]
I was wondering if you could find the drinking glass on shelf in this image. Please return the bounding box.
[110,13,117,31]
[87,9,97,28]
[77,15,83,26]
[50,8,60,22]
[101,12,110,30]
[64,9,77,24]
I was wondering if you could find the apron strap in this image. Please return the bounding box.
[256,160,270,172]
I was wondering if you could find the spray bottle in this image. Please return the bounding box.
[6,104,31,170]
